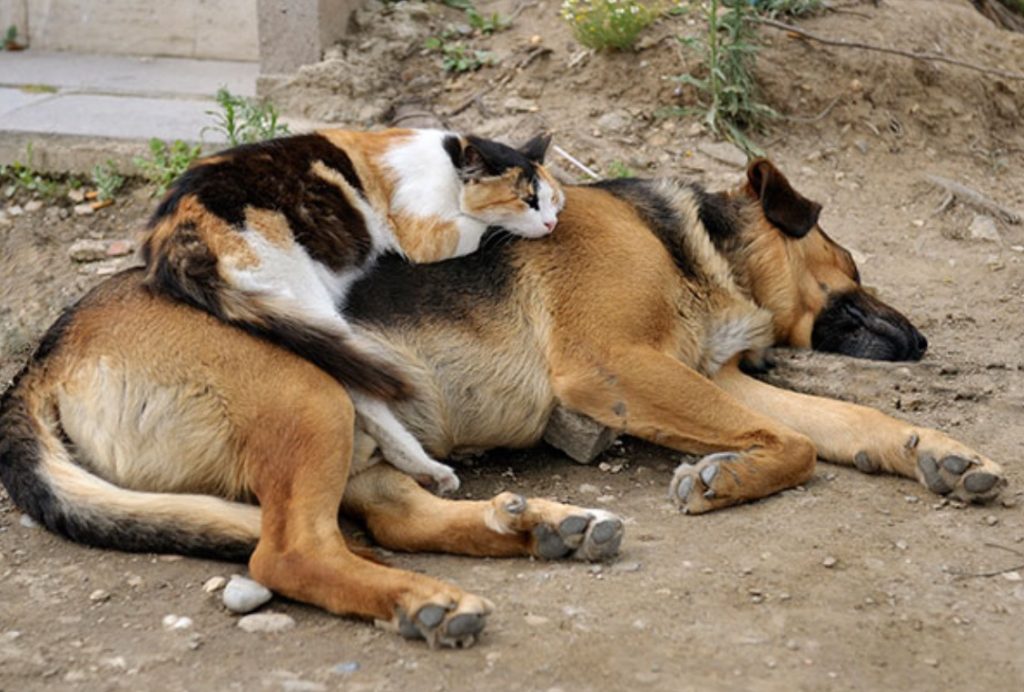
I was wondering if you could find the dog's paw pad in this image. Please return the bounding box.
[670,452,739,513]
[392,596,493,649]
[911,441,1006,503]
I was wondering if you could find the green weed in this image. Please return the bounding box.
[0,145,63,199]
[205,88,290,147]
[90,160,125,202]
[466,7,511,34]
[675,0,776,155]
[749,0,822,16]
[606,160,635,178]
[424,34,496,72]
[560,0,660,51]
[133,139,202,195]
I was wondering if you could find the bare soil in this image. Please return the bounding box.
[2,1,1024,690]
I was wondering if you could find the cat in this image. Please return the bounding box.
[140,128,564,493]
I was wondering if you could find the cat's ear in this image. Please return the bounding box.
[520,133,552,164]
[461,142,486,176]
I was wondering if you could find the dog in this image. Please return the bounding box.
[0,159,1006,648]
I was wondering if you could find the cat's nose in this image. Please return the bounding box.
[544,220,556,232]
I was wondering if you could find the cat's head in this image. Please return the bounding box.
[445,133,564,239]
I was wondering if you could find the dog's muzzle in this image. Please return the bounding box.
[811,290,928,362]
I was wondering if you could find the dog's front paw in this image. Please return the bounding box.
[379,593,494,649]
[669,452,744,514]
[908,432,1006,503]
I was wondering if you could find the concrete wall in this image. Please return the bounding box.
[0,0,259,60]
[257,0,357,74]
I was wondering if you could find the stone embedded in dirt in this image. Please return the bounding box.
[969,215,1001,242]
[18,514,38,529]
[73,203,95,216]
[524,614,550,626]
[504,96,538,113]
[68,239,108,262]
[203,576,227,593]
[597,110,631,133]
[1003,571,1022,582]
[612,561,642,573]
[89,589,111,603]
[237,612,295,633]
[67,189,86,203]
[331,662,360,675]
[578,483,600,495]
[105,239,133,257]
[697,142,748,169]
[6,205,23,216]
[162,614,194,630]
[822,556,838,568]
[223,575,273,614]
[24,200,43,213]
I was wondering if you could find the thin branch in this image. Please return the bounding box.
[926,174,1022,225]
[753,17,1024,82]
[553,145,599,180]
[950,543,1024,580]
[783,94,842,123]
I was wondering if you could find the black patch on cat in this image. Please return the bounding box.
[346,229,517,326]
[588,178,700,279]
[442,134,464,169]
[149,133,372,271]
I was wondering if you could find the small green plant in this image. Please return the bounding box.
[466,7,511,34]
[440,0,473,9]
[675,0,776,154]
[749,0,822,16]
[560,0,659,51]
[606,160,635,178]
[0,145,62,198]
[134,139,202,195]
[424,34,496,73]
[91,160,125,202]
[205,88,289,147]
[3,25,22,51]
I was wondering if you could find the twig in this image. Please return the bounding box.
[753,17,1024,82]
[783,94,842,124]
[951,542,1024,580]
[553,145,599,180]
[446,87,495,117]
[926,174,1022,225]
[509,0,539,23]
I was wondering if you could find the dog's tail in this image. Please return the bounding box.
[0,376,261,561]
[141,224,409,401]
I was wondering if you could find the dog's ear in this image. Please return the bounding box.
[747,159,821,238]
[519,133,552,164]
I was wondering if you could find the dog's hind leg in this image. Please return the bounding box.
[242,382,491,648]
[554,347,819,514]
[342,464,623,562]
[712,361,1006,503]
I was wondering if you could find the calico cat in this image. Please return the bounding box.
[140,128,564,493]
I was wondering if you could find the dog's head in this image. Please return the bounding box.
[738,159,927,361]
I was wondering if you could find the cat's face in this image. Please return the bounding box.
[451,134,564,239]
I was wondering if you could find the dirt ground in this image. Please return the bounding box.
[2,1,1024,690]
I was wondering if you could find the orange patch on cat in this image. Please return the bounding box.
[176,195,259,270]
[462,168,528,217]
[319,128,414,209]
[244,207,293,248]
[389,212,459,263]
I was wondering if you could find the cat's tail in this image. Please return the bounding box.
[140,226,410,401]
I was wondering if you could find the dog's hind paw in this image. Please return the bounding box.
[487,493,624,562]
[380,593,494,649]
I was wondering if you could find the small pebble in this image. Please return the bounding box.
[1002,571,1022,582]
[89,589,111,603]
[332,661,360,675]
[578,483,600,495]
[73,203,94,216]
[223,575,273,613]
[822,556,838,568]
[524,614,550,626]
[923,658,939,667]
[202,576,227,593]
[237,612,295,633]
[985,515,999,526]
[162,614,193,630]
[612,561,642,573]
[19,514,38,529]
[68,189,86,203]
[24,200,43,212]
[895,540,908,551]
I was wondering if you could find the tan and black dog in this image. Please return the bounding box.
[0,160,1006,648]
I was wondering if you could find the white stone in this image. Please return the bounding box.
[203,576,227,593]
[237,612,295,633]
[162,614,194,630]
[223,575,273,614]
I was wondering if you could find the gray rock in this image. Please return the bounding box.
[68,239,108,262]
[544,407,618,464]
[223,575,273,614]
[969,215,1001,243]
[597,110,631,133]
[697,141,748,168]
[237,612,295,633]
[331,662,360,675]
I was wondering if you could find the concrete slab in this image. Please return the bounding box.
[0,93,229,143]
[0,87,58,119]
[0,51,258,99]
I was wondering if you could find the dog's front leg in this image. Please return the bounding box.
[713,361,1006,503]
[553,347,817,513]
